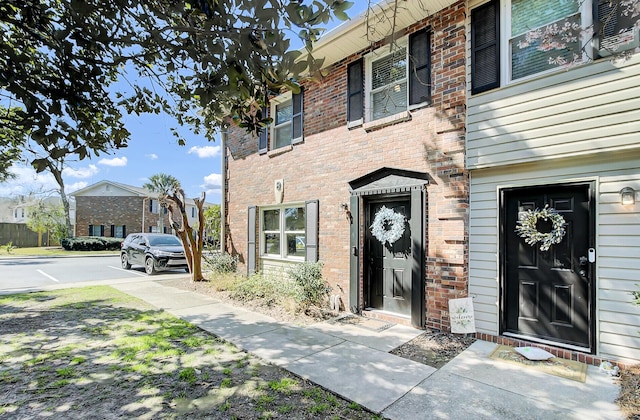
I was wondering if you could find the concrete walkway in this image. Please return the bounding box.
[108,277,623,419]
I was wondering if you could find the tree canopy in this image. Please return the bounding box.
[0,0,352,181]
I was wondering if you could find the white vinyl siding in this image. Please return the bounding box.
[469,152,640,363]
[466,55,640,169]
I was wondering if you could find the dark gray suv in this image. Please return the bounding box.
[121,233,189,275]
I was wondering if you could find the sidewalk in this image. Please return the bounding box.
[112,277,623,419]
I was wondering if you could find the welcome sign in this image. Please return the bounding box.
[449,297,476,334]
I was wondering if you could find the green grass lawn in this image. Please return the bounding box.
[0,286,381,419]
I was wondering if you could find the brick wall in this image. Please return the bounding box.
[75,196,179,237]
[225,0,468,331]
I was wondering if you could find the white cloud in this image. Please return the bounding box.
[67,181,88,193]
[98,156,128,167]
[201,173,222,195]
[64,164,99,179]
[188,145,221,158]
[146,153,158,160]
[0,165,59,197]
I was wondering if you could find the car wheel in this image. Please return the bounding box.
[121,253,131,270]
[145,257,156,275]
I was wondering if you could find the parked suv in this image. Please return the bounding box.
[121,233,189,275]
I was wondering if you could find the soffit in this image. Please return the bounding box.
[308,0,457,70]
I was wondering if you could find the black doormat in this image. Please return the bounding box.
[329,314,395,332]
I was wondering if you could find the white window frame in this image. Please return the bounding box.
[260,203,306,261]
[500,0,593,85]
[270,91,293,150]
[365,37,410,122]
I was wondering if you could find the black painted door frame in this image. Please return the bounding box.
[365,198,413,316]
[499,182,596,351]
[351,189,425,328]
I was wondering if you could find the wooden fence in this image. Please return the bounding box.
[0,223,50,248]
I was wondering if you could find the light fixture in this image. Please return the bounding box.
[620,187,636,205]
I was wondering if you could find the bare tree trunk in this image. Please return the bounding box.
[166,190,206,282]
[47,162,73,238]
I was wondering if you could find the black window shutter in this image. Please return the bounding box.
[100,225,105,236]
[347,60,364,124]
[122,225,126,238]
[258,106,268,154]
[88,225,93,236]
[305,200,319,263]
[247,206,257,274]
[471,0,500,94]
[409,29,431,106]
[292,90,304,144]
[110,224,115,237]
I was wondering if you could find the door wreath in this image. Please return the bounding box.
[370,205,406,245]
[515,205,566,251]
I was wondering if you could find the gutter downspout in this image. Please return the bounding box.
[142,197,148,233]
[220,130,227,254]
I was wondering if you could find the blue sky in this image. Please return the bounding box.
[0,1,368,203]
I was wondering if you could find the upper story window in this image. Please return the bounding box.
[510,0,583,80]
[369,49,408,120]
[258,91,304,154]
[471,0,639,94]
[347,28,431,127]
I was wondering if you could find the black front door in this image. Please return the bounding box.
[365,199,412,317]
[503,184,594,349]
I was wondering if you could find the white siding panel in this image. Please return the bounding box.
[467,56,640,169]
[469,150,640,362]
[600,344,640,364]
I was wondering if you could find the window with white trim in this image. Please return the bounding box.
[261,205,306,259]
[470,0,639,94]
[258,90,304,154]
[347,28,431,126]
[271,92,293,149]
[368,48,408,120]
[509,0,585,81]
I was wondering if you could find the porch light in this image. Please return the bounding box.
[620,187,636,205]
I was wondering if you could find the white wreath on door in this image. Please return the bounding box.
[515,205,566,251]
[370,206,406,245]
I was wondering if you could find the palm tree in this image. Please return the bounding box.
[144,173,207,281]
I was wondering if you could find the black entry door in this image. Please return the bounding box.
[366,199,412,316]
[503,184,593,349]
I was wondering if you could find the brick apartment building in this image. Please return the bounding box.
[224,0,467,330]
[71,180,206,238]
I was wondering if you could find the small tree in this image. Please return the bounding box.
[26,200,67,246]
[144,173,206,281]
[203,204,221,248]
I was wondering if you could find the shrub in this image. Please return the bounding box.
[61,236,122,251]
[204,252,238,274]
[287,262,329,307]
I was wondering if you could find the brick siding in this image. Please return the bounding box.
[75,196,179,237]
[225,0,468,331]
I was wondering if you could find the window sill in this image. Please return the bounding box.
[363,111,411,132]
[267,144,293,158]
[260,255,305,262]
[347,118,363,129]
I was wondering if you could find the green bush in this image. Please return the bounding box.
[204,252,238,274]
[61,237,122,251]
[287,262,329,307]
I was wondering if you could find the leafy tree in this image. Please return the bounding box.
[203,204,221,247]
[144,173,207,281]
[0,106,27,183]
[0,0,352,182]
[26,199,67,246]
